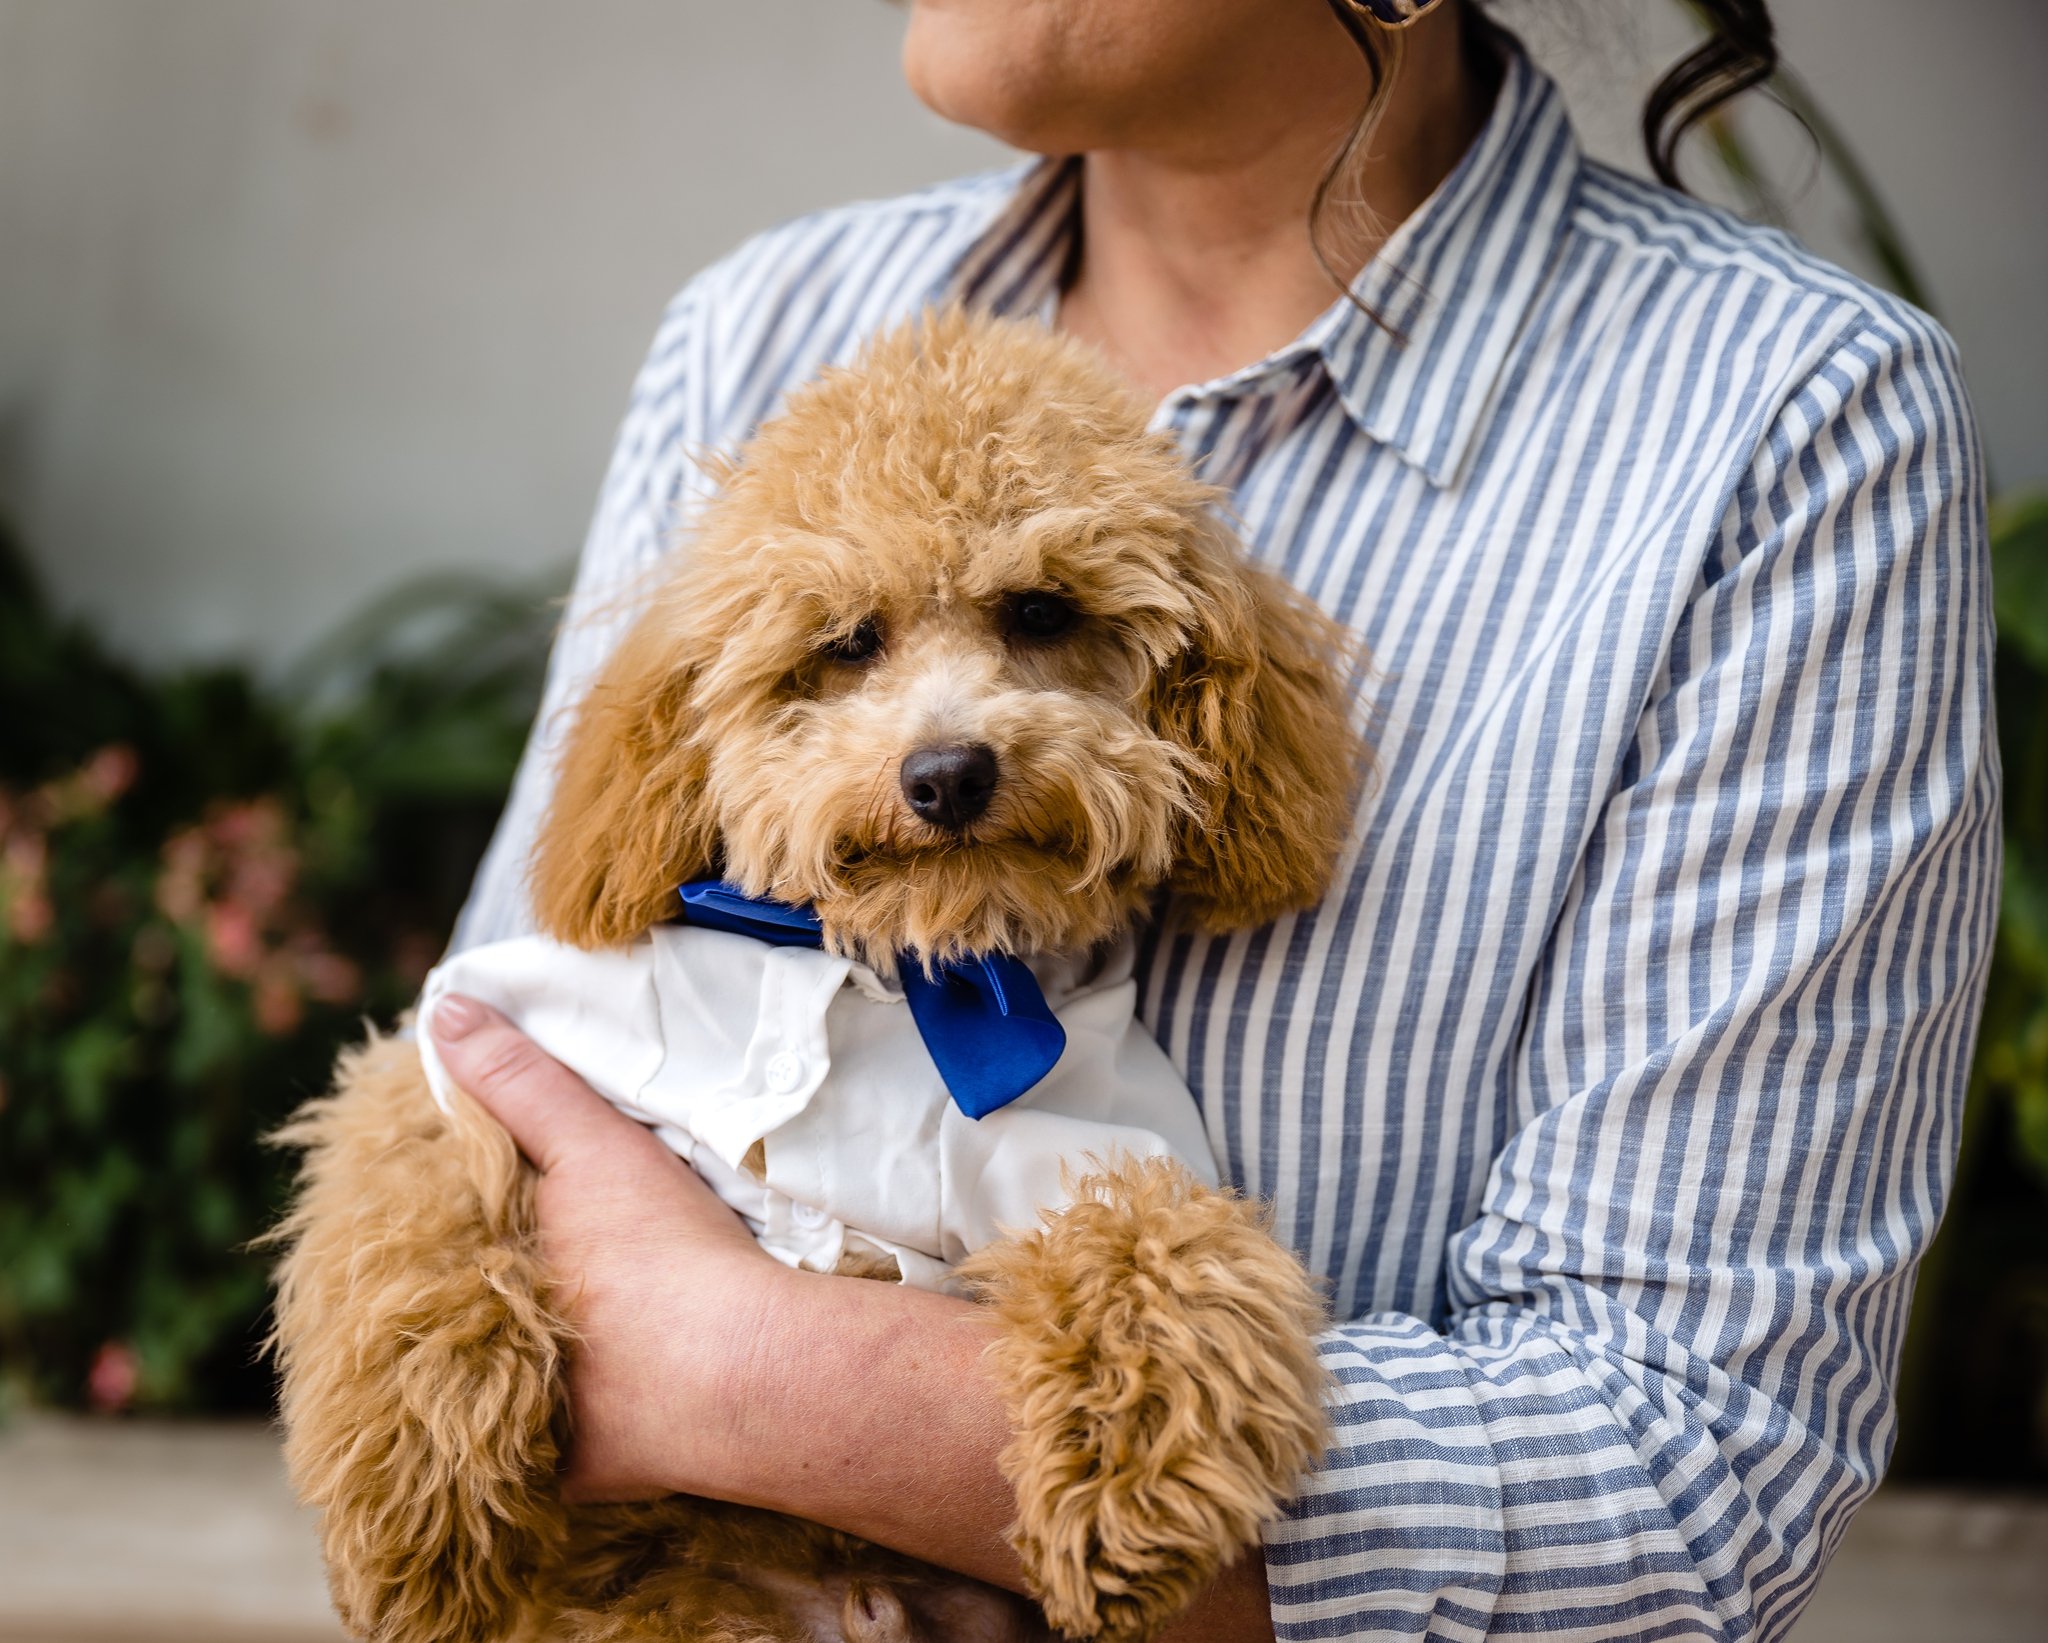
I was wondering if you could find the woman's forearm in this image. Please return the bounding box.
[709,1264,1024,1586]
[705,1263,1276,1642]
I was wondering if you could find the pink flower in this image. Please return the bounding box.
[228,848,297,920]
[80,745,139,804]
[161,829,208,876]
[147,795,354,1029]
[299,949,362,1006]
[32,747,138,824]
[7,890,53,944]
[155,828,209,923]
[205,901,262,978]
[253,967,304,1036]
[1,827,52,944]
[210,798,285,852]
[4,829,47,880]
[87,1341,140,1413]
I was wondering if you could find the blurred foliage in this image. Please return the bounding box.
[1985,494,2048,1178]
[0,523,559,1412]
[1893,492,2048,1484]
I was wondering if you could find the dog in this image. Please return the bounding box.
[271,308,1365,1643]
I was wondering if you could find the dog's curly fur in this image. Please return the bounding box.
[960,1162,1331,1643]
[272,309,1363,1642]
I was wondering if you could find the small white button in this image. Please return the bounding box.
[791,1200,828,1230]
[764,1050,805,1094]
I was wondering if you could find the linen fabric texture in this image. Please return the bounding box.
[448,39,2000,1643]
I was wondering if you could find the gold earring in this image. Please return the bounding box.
[1341,0,1444,28]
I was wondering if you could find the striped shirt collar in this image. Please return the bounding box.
[949,43,1578,489]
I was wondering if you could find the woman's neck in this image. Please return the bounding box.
[1058,9,1492,402]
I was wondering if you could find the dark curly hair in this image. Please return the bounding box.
[1313,1,1779,304]
[1636,0,1780,188]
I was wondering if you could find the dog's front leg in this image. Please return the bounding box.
[961,1157,1330,1643]
[271,1033,570,1643]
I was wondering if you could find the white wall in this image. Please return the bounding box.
[2,0,2041,670]
[0,0,1007,666]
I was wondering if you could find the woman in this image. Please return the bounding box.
[427,2,1998,1638]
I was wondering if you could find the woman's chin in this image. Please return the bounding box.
[899,3,1122,155]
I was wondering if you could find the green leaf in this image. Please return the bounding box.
[1993,492,2048,674]
[56,1023,132,1128]
[191,1178,240,1249]
[2017,1065,2048,1189]
[2002,843,2048,984]
[3,1237,74,1315]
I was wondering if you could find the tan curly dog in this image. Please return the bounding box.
[271,309,1365,1643]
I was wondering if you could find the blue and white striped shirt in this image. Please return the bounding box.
[451,43,1998,1643]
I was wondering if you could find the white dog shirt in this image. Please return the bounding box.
[416,926,1218,1291]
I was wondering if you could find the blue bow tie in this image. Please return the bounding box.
[675,880,1066,1119]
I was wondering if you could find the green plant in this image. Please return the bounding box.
[0,523,560,1412]
[1890,493,2048,1482]
[1983,494,2048,1185]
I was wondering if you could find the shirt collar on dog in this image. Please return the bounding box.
[675,880,1066,1119]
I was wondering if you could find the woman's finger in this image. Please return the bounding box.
[429,994,644,1175]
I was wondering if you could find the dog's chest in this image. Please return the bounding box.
[417,927,1217,1294]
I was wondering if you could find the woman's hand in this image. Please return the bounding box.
[428,993,787,1503]
[426,990,1028,1568]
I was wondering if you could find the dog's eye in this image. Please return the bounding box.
[1005,591,1078,643]
[821,617,884,666]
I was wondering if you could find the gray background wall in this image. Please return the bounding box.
[2,0,2042,670]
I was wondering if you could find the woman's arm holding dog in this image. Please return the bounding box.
[428,994,1277,1643]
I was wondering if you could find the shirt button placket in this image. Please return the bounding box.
[764,1049,805,1095]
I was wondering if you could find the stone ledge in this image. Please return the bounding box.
[0,1414,338,1642]
[2,1413,2044,1640]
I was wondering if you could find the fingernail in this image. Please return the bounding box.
[434,994,484,1041]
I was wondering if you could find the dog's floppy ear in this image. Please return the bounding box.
[1151,522,1364,931]
[527,595,719,949]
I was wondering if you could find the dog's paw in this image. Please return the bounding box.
[961,1156,1329,1642]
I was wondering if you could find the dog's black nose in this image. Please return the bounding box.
[900,743,998,830]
